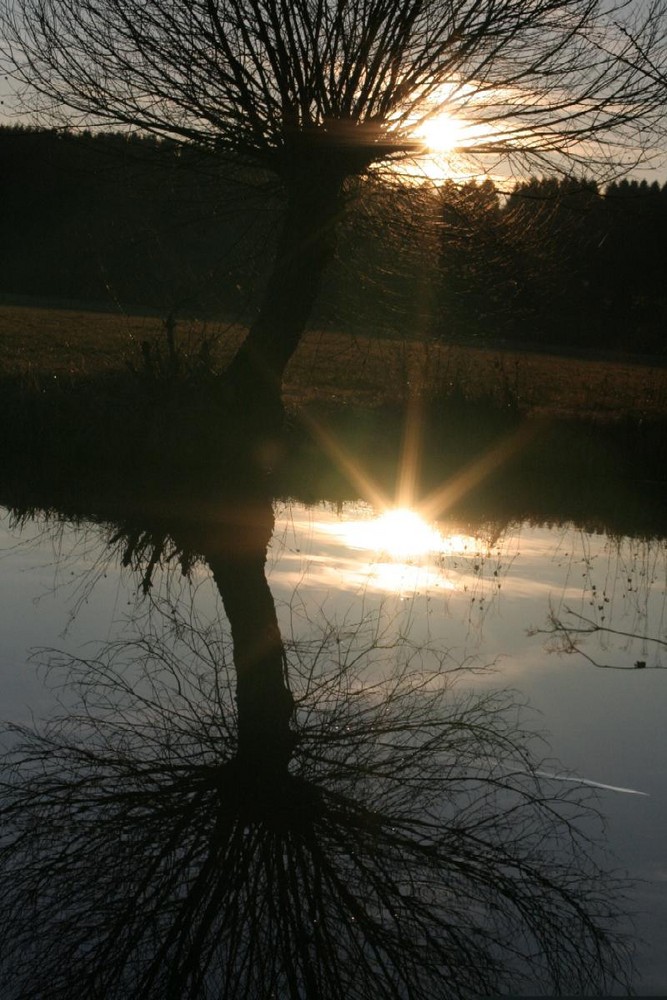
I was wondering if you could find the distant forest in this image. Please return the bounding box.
[2,126,665,354]
[439,175,667,355]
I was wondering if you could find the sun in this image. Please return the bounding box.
[402,110,487,183]
[416,113,465,154]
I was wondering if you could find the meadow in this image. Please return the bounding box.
[1,302,665,422]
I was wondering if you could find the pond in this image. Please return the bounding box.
[0,456,664,998]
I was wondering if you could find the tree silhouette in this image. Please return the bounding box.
[434,170,667,353]
[0,485,634,999]
[437,178,535,340]
[1,0,664,406]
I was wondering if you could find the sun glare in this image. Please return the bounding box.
[417,113,465,153]
[374,509,443,557]
[336,508,446,560]
[398,109,492,184]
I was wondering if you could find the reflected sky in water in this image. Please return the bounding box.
[1,500,666,993]
[268,501,664,667]
[265,501,667,993]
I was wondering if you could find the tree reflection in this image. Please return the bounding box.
[0,487,632,999]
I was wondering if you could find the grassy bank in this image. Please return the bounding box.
[1,303,666,421]
[1,302,665,534]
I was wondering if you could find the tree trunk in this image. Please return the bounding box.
[223,166,344,409]
[204,495,295,774]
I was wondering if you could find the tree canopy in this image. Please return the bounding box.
[2,0,665,181]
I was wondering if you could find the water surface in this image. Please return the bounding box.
[1,493,665,994]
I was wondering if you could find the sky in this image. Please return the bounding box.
[2,62,665,187]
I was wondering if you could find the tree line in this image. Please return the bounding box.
[438,175,667,354]
[0,125,276,319]
[1,126,665,355]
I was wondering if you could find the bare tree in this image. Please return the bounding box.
[0,589,634,999]
[530,604,667,670]
[0,480,639,998]
[1,0,665,406]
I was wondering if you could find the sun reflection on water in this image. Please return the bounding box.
[337,507,444,558]
[315,507,487,598]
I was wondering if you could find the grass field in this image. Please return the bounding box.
[1,303,665,421]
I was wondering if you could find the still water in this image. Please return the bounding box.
[0,495,665,996]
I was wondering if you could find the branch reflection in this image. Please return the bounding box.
[0,484,632,999]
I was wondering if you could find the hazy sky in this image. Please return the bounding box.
[1,25,665,184]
